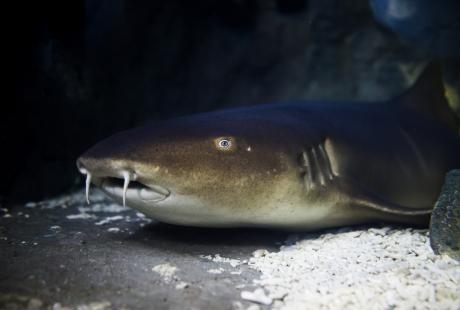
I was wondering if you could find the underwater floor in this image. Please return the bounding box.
[1,190,459,309]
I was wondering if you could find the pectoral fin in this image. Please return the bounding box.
[341,180,432,216]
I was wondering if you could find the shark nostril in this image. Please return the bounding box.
[75,158,92,204]
[76,159,84,172]
[122,170,131,207]
[119,169,139,207]
[76,158,89,175]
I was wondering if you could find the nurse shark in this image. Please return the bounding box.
[77,63,460,256]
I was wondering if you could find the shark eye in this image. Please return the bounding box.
[218,138,231,149]
[214,137,236,151]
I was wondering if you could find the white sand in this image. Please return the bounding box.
[245,227,460,309]
[152,263,178,282]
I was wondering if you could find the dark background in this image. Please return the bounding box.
[8,0,460,202]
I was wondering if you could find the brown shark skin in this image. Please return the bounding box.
[77,64,460,229]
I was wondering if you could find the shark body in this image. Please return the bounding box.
[77,64,460,238]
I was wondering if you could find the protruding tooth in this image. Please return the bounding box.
[85,172,92,205]
[122,171,130,207]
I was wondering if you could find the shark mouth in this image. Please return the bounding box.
[79,169,170,206]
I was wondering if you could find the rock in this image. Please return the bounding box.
[430,170,460,259]
[369,0,460,57]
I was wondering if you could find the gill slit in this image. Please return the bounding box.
[301,140,335,190]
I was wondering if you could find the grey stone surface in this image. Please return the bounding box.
[430,169,460,259]
[0,191,286,309]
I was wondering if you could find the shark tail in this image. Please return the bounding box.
[400,62,459,133]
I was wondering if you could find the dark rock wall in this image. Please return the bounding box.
[8,0,459,201]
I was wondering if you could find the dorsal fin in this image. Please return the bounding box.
[399,62,459,132]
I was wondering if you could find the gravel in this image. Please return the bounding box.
[245,227,460,309]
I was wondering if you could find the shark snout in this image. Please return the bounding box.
[76,155,136,178]
[76,155,169,207]
[77,155,140,206]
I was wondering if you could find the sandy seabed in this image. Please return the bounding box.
[9,191,460,310]
[243,228,460,309]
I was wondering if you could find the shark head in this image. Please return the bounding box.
[77,106,307,227]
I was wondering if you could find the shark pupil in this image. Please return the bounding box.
[219,139,231,148]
